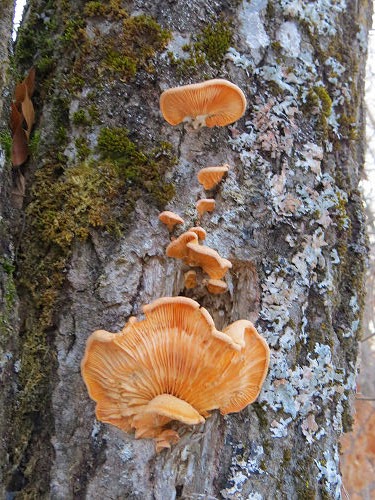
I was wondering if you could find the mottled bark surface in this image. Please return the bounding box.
[0,0,17,496]
[1,0,373,499]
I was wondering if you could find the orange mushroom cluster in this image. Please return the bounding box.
[81,78,270,453]
[81,297,270,452]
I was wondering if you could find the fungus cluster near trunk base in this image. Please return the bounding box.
[81,297,270,452]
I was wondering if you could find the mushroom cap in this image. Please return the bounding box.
[196,198,216,217]
[159,210,184,231]
[206,278,228,294]
[197,165,230,190]
[166,231,198,259]
[184,270,198,289]
[189,226,207,241]
[160,79,247,128]
[81,297,269,450]
[186,243,232,279]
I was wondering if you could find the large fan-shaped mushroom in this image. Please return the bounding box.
[81,297,270,451]
[160,79,247,128]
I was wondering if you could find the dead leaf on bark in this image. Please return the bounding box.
[22,89,35,139]
[10,68,36,167]
[11,124,29,167]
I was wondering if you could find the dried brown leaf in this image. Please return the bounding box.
[24,67,36,97]
[14,81,27,104]
[21,89,35,139]
[11,125,29,167]
[10,102,23,134]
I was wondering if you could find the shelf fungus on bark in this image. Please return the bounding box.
[189,226,207,241]
[159,79,247,129]
[158,210,184,232]
[206,278,228,294]
[186,243,232,279]
[166,230,199,259]
[197,164,230,190]
[196,198,216,217]
[81,296,270,452]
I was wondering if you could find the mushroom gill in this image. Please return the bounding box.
[160,79,247,128]
[81,297,270,451]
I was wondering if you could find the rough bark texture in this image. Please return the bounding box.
[0,0,373,499]
[0,0,17,496]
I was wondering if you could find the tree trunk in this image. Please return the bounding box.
[1,0,372,498]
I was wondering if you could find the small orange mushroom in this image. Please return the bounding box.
[206,279,228,294]
[197,164,230,190]
[166,231,198,259]
[184,270,198,289]
[81,296,270,451]
[189,226,207,241]
[186,243,232,279]
[160,79,247,129]
[196,198,216,217]
[159,211,184,231]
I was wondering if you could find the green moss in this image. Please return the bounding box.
[338,113,358,140]
[104,50,137,77]
[303,86,332,136]
[84,0,127,19]
[313,86,332,118]
[0,129,12,160]
[75,137,91,160]
[195,21,233,66]
[66,12,171,84]
[0,258,16,314]
[97,127,138,159]
[62,18,86,44]
[97,127,176,207]
[88,104,100,123]
[27,161,126,249]
[72,109,91,127]
[170,19,233,75]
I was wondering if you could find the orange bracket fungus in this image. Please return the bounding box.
[166,230,199,259]
[186,243,232,279]
[189,226,207,241]
[81,297,270,452]
[159,210,184,231]
[197,164,230,190]
[160,79,247,129]
[206,278,228,294]
[196,198,216,217]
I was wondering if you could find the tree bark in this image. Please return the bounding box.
[1,0,373,498]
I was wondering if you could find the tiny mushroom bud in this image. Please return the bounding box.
[159,211,184,231]
[189,226,207,241]
[184,270,198,289]
[206,278,228,294]
[166,231,198,260]
[186,243,232,279]
[197,164,229,190]
[196,198,216,217]
[160,79,247,129]
[81,296,270,451]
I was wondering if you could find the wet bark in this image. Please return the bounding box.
[0,0,373,499]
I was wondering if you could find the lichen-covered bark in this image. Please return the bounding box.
[1,0,372,498]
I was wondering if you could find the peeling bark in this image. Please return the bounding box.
[1,0,373,498]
